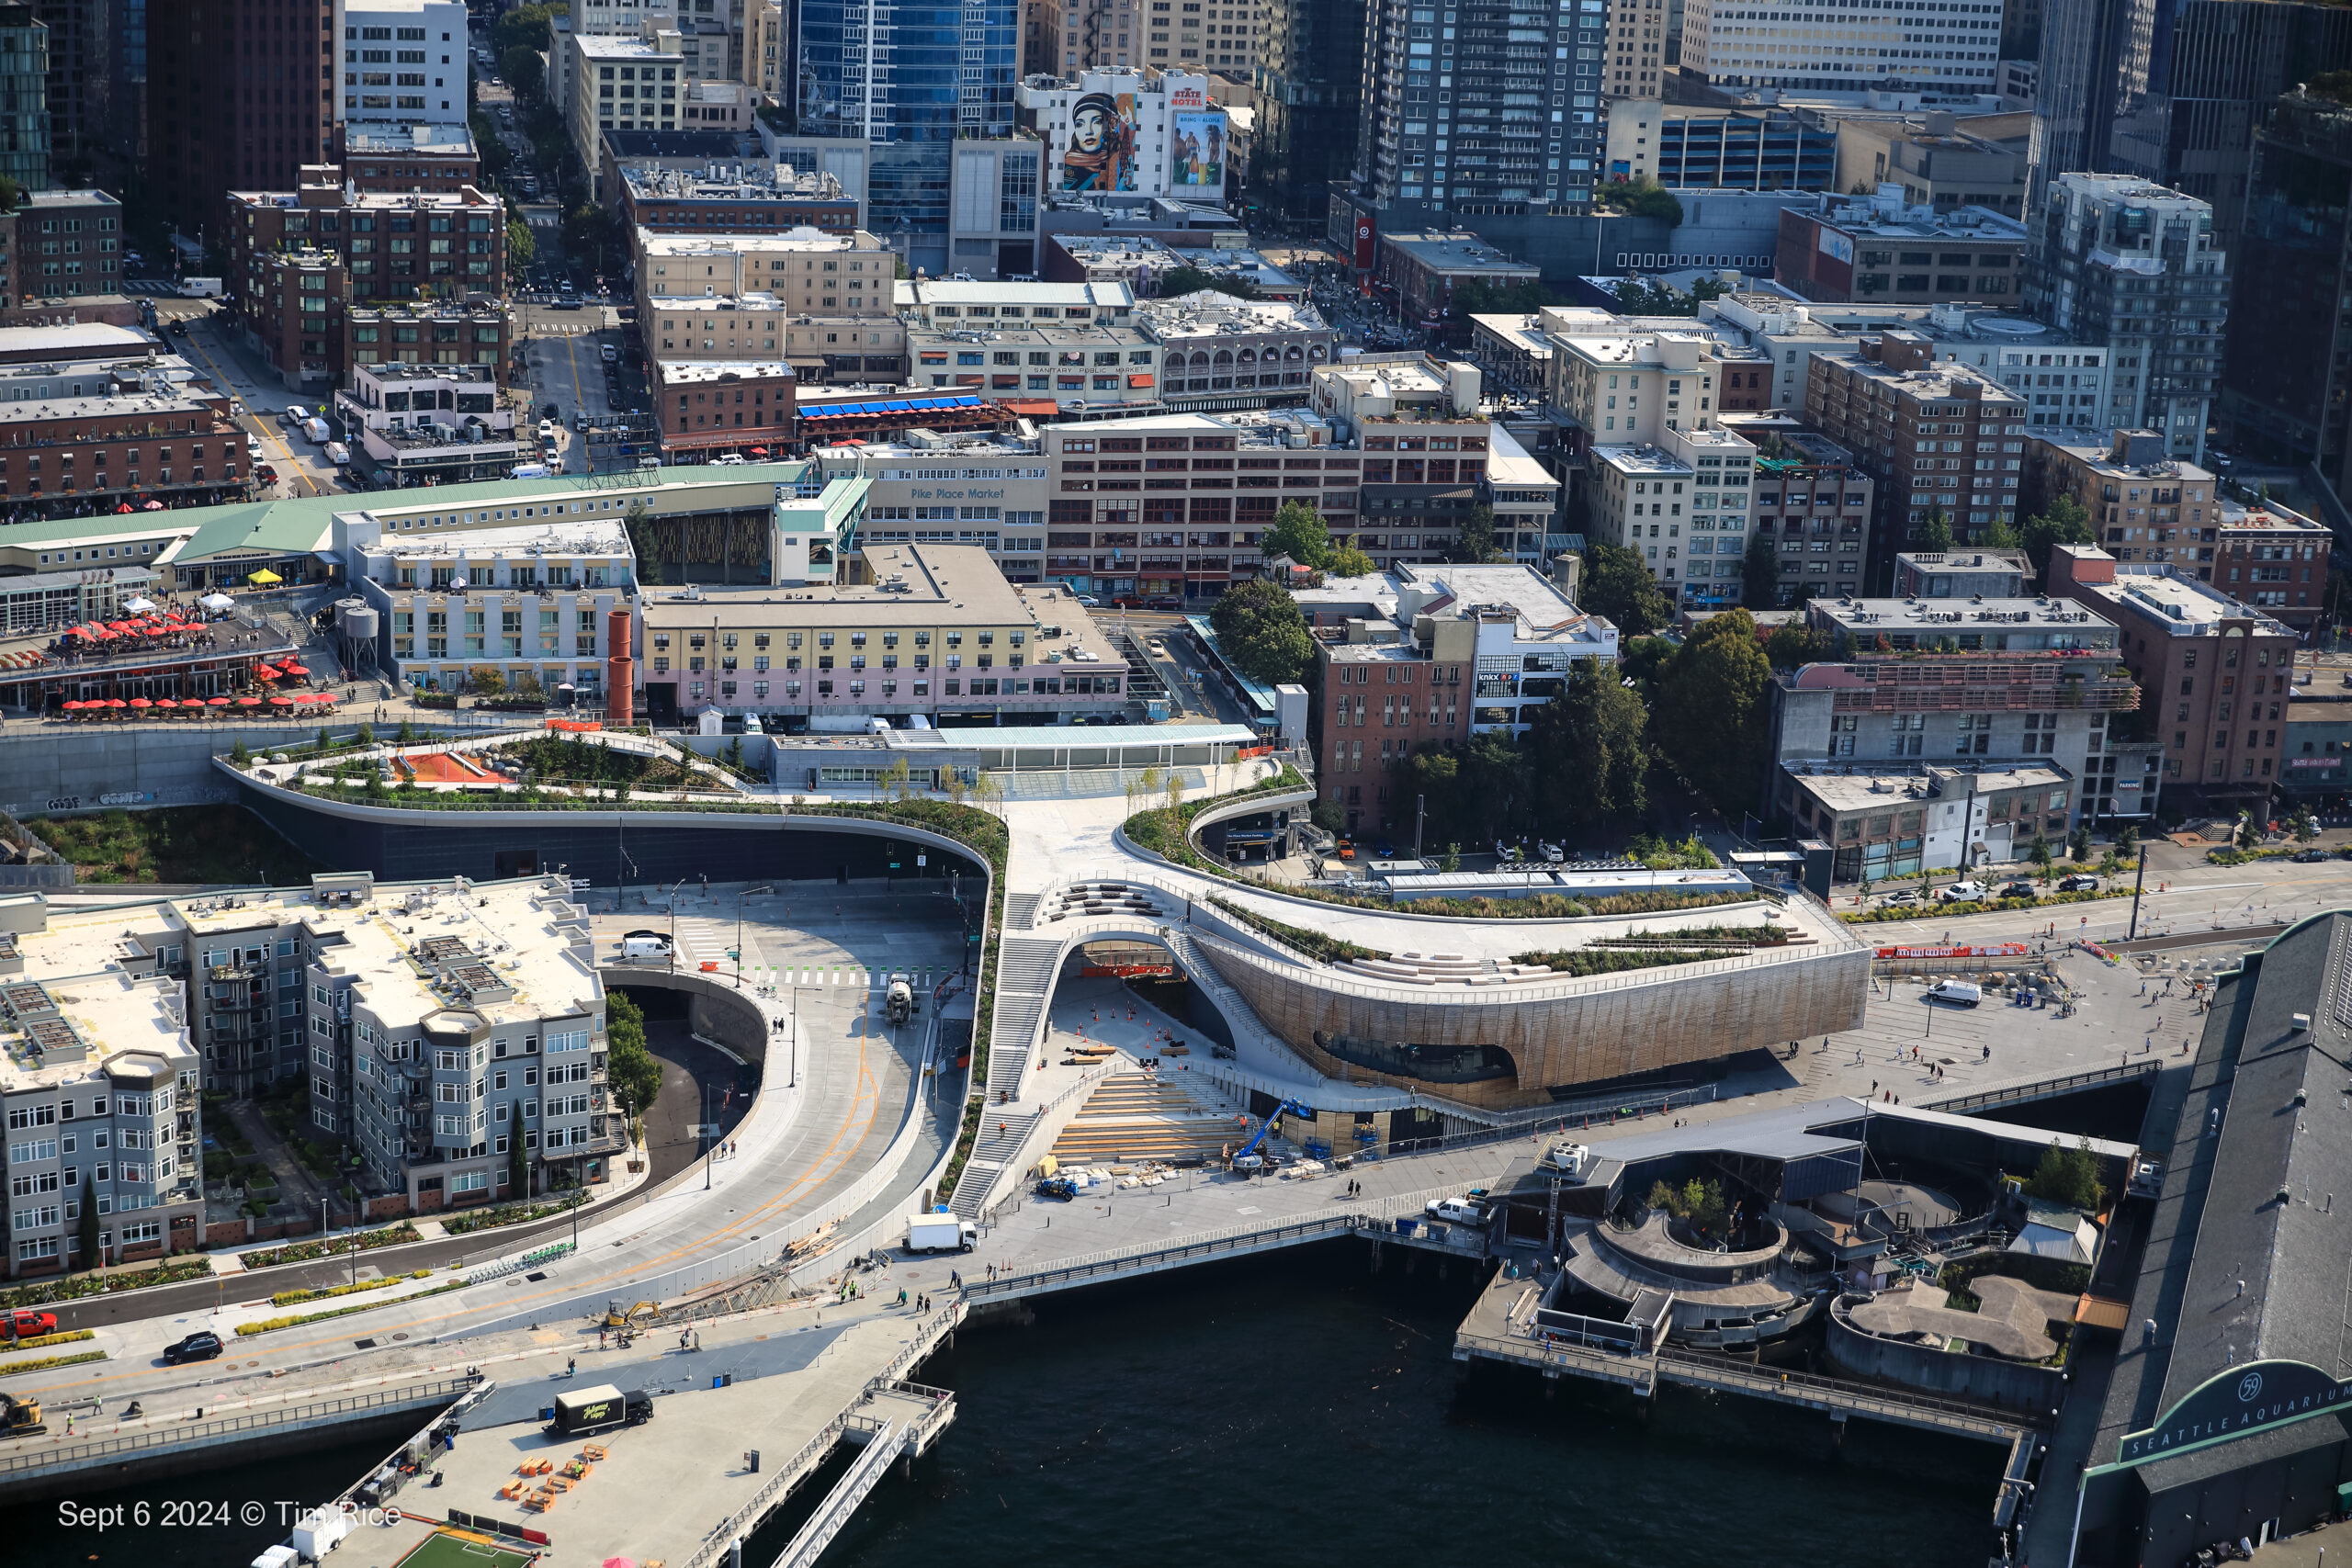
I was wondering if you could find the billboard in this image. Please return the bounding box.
[1062,91,1137,192]
[1171,111,1227,189]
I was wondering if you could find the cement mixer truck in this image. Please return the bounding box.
[884,973,916,1028]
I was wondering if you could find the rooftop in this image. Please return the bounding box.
[1820,350,2026,405]
[1397,562,1611,644]
[1378,231,1543,276]
[1784,761,2073,813]
[909,322,1151,347]
[2079,564,2294,637]
[1804,594,2118,637]
[356,517,634,566]
[910,280,1135,310]
[654,359,796,386]
[342,123,478,156]
[0,323,158,359]
[1590,445,1692,476]
[1801,192,2029,243]
[636,226,882,257]
[619,161,847,203]
[1132,290,1330,338]
[230,186,500,211]
[0,387,223,424]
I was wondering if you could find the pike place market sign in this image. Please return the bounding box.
[2113,1359,2352,1468]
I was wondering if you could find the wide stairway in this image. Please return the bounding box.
[1046,1070,1250,1165]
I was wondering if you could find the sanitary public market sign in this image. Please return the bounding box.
[2113,1359,2352,1468]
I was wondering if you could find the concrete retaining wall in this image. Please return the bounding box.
[599,967,771,1070]
[1824,1310,2066,1410]
[0,722,461,821]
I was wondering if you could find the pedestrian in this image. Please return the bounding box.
[1982,1044,1990,1062]
[568,1357,576,1377]
[1871,1080,1878,1094]
[599,1328,606,1348]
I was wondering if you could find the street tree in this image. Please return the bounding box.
[1652,609,1771,814]
[1208,579,1312,685]
[1579,542,1671,637]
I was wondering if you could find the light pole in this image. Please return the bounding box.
[702,1079,714,1190]
[736,885,772,987]
[666,876,685,966]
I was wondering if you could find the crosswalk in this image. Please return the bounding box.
[667,919,957,992]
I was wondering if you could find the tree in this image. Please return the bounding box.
[2070,825,2093,862]
[468,664,506,696]
[1450,277,1555,317]
[1591,175,1683,225]
[1524,656,1647,837]
[1741,532,1781,609]
[1156,265,1259,300]
[604,988,662,1122]
[1449,503,1501,564]
[1260,500,1331,569]
[506,216,537,272]
[2023,1137,2107,1213]
[2019,495,2096,587]
[1328,537,1376,579]
[2290,803,2319,843]
[2118,824,2140,855]
[2235,810,2260,850]
[2029,830,2053,874]
[1911,510,1954,553]
[1208,579,1312,686]
[1763,621,1827,671]
[396,719,417,745]
[493,2,568,57]
[1579,542,1671,637]
[501,45,546,102]
[1978,516,2023,549]
[231,739,251,766]
[77,1174,98,1268]
[1653,609,1772,815]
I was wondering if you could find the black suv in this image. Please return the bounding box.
[163,1330,223,1365]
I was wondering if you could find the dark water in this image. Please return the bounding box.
[13,1244,2007,1568]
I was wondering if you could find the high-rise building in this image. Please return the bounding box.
[1353,0,1605,214]
[745,0,786,104]
[796,0,1019,270]
[0,4,47,193]
[2222,85,2352,500]
[2030,0,2352,243]
[1604,0,1667,99]
[1040,0,1256,74]
[1252,0,1363,222]
[339,0,469,129]
[2029,172,2228,463]
[1680,0,2006,94]
[148,0,338,251]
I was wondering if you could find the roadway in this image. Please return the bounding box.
[3,890,964,1427]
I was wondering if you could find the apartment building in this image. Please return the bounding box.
[226,174,509,308]
[1314,562,1617,830]
[909,321,1161,408]
[1606,0,1669,99]
[338,123,481,194]
[640,543,1133,725]
[334,365,520,489]
[569,22,718,181]
[901,277,1136,329]
[548,0,679,115]
[356,517,634,701]
[1890,547,2028,599]
[1774,592,2143,832]
[0,374,243,513]
[2049,544,2296,800]
[2030,174,2230,463]
[1774,190,2028,306]
[1351,2,1606,212]
[1730,431,1872,605]
[650,360,797,462]
[1586,424,1760,608]
[305,877,621,1207]
[1680,0,2006,92]
[345,299,513,390]
[1135,291,1337,403]
[0,895,205,1277]
[2201,502,2334,636]
[1804,329,2027,590]
[340,0,469,128]
[634,229,904,384]
[614,162,860,236]
[12,188,121,303]
[1546,328,1724,443]
[244,248,349,393]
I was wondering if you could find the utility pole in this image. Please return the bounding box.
[1414,794,1425,861]
[2126,841,2152,941]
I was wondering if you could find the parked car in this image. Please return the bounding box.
[1939,880,1990,903]
[6,1308,56,1338]
[1997,880,2039,900]
[245,436,263,459]
[278,404,309,426]
[1538,840,1565,863]
[1882,888,1921,905]
[2056,874,2100,892]
[163,1330,223,1365]
[1927,979,1984,1007]
[538,419,557,440]
[2291,847,2331,863]
[1425,1197,1487,1224]
[601,343,618,363]
[1334,839,1355,860]
[1374,839,1396,858]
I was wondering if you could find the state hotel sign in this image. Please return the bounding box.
[2113,1359,2352,1468]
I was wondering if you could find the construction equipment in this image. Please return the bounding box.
[884,973,916,1028]
[1229,1099,1309,1170]
[1,1390,45,1438]
[600,1299,657,1330]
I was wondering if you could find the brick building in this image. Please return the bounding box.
[650,360,797,464]
[10,188,123,305]
[244,247,347,390]
[345,298,510,386]
[226,170,506,311]
[1804,328,2027,592]
[2049,543,2297,803]
[336,122,481,193]
[0,375,244,515]
[612,160,860,236]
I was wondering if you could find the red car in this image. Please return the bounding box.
[6,1308,56,1338]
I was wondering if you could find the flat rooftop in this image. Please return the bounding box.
[913,279,1134,310]
[1810,596,2117,636]
[1400,562,1609,643]
[0,912,195,1091]
[1783,762,2072,813]
[357,516,633,564]
[620,162,846,202]
[1132,290,1329,338]
[636,226,881,257]
[2085,567,2294,637]
[1380,231,1543,276]
[1591,445,1691,476]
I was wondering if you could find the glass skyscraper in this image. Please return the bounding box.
[797,0,1018,269]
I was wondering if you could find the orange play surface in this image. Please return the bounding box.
[397,751,498,784]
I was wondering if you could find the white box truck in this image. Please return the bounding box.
[905,1214,977,1254]
[180,276,223,299]
[300,417,331,444]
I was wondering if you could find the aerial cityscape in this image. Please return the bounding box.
[0,2,2339,1565]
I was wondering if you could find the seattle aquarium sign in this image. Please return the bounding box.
[2115,1359,2352,1468]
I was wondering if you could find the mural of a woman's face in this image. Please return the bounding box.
[1071,104,1110,155]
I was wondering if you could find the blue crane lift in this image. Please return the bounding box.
[1230,1099,1310,1170]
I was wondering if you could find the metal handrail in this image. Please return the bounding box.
[676,1416,851,1568]
[0,1374,479,1476]
[1654,1348,2044,1434]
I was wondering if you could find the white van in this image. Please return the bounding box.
[618,936,673,964]
[713,453,745,466]
[1926,979,1983,1008]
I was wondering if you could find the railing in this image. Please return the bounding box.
[0,1375,480,1479]
[676,1415,853,1568]
[1455,1328,1657,1388]
[1654,1348,2041,1439]
[768,1416,901,1568]
[1917,1058,2157,1115]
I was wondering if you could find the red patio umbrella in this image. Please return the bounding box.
[142,501,164,511]
[128,697,152,709]
[154,698,177,710]
[234,696,261,707]
[106,698,127,710]
[60,700,80,711]
[311,692,338,704]
[113,502,132,513]
[279,662,310,676]
[206,695,230,705]
[144,625,168,637]
[267,695,293,707]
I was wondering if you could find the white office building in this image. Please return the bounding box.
[341,0,471,127]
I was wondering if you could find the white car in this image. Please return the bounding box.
[1939,880,1991,903]
[537,419,556,440]
[245,436,263,459]
[1425,1198,1486,1225]
[601,344,618,363]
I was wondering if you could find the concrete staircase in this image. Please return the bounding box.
[1003,891,1042,931]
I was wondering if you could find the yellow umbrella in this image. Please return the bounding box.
[246,569,283,585]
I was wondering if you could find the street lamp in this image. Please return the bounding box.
[736,886,773,987]
[666,876,686,966]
